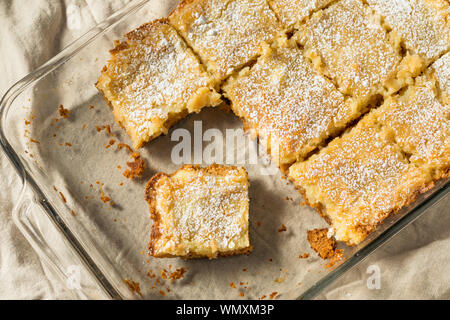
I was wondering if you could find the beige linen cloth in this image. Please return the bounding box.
[0,0,448,300]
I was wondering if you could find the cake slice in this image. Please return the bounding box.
[146,164,252,259]
[288,116,430,245]
[223,38,356,170]
[269,0,335,29]
[169,0,282,81]
[373,76,450,179]
[296,0,405,108]
[96,20,221,149]
[366,0,450,62]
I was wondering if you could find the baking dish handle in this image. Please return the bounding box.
[12,193,109,299]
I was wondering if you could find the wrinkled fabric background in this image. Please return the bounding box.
[0,0,448,300]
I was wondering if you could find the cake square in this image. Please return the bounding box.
[96,20,221,149]
[146,164,252,259]
[269,0,335,29]
[297,0,402,107]
[288,116,430,245]
[374,77,450,178]
[169,0,282,81]
[366,0,450,62]
[223,39,356,169]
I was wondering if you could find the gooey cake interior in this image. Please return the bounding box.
[97,0,449,252]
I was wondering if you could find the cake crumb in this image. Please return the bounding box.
[117,142,133,153]
[58,105,70,119]
[230,282,236,289]
[307,228,344,266]
[100,191,111,203]
[123,279,142,296]
[325,249,344,268]
[278,224,287,232]
[99,185,113,205]
[105,139,116,149]
[307,228,337,259]
[96,124,113,136]
[123,153,145,179]
[59,192,67,203]
[274,277,285,283]
[269,292,278,299]
[168,267,187,282]
[117,143,146,179]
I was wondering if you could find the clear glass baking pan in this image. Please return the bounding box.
[1,0,448,300]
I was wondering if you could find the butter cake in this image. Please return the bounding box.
[223,38,356,169]
[296,0,405,107]
[269,0,335,29]
[96,1,449,253]
[146,164,251,259]
[366,0,450,62]
[288,116,431,245]
[374,77,450,178]
[169,0,282,81]
[96,20,221,149]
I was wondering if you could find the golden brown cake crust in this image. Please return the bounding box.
[307,228,337,259]
[146,164,252,259]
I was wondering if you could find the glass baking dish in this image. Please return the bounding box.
[1,0,448,300]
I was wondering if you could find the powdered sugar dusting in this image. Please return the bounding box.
[269,0,335,28]
[429,52,450,100]
[366,0,450,60]
[155,167,249,253]
[289,120,427,244]
[170,0,281,80]
[99,21,216,144]
[377,79,450,170]
[224,42,354,165]
[300,0,401,102]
